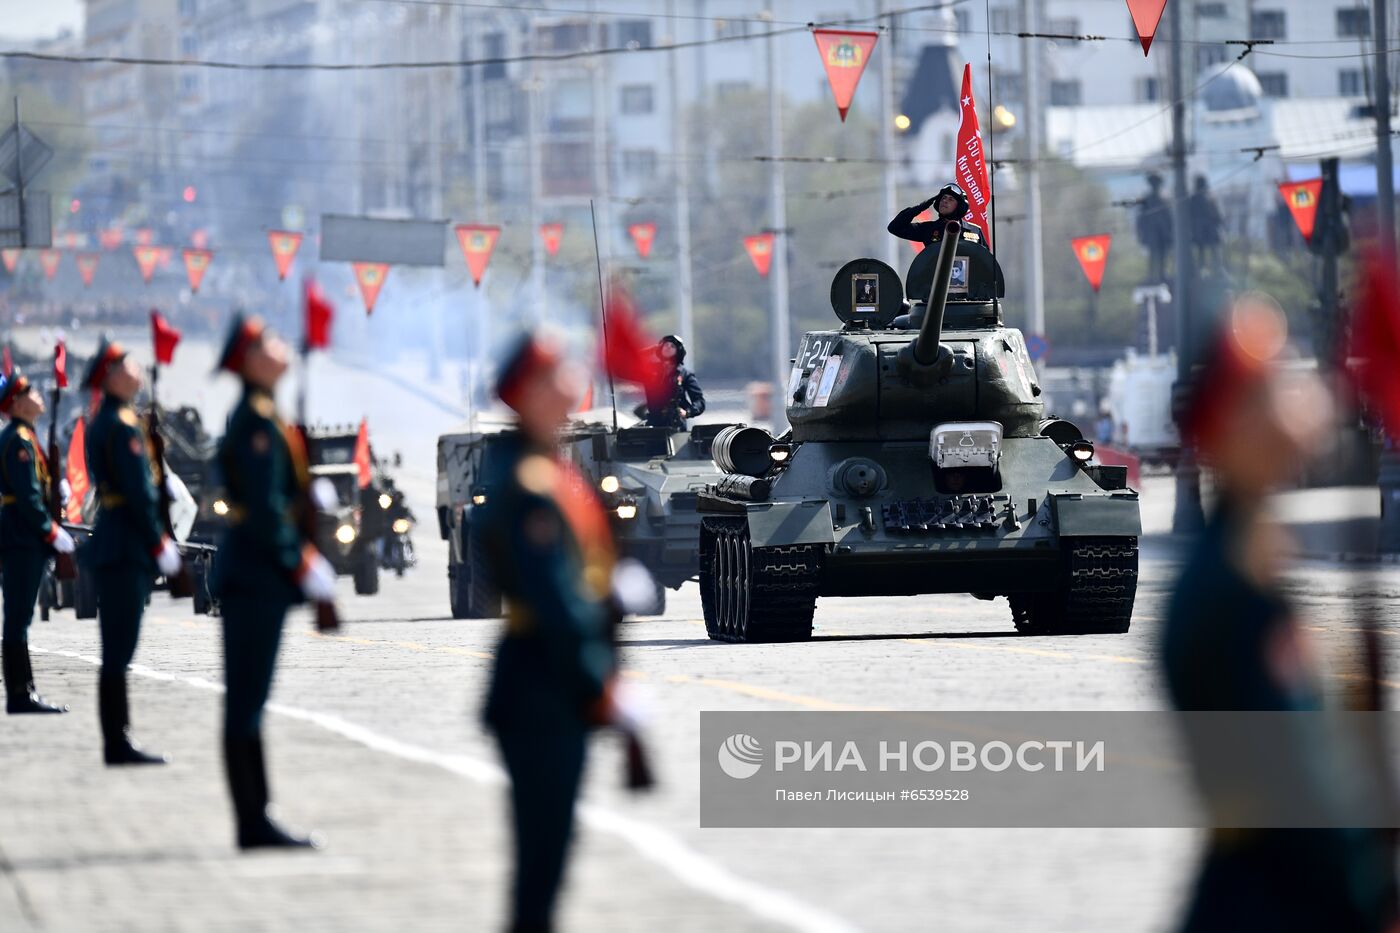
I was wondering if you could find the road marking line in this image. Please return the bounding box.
[662,673,886,712]
[30,645,862,933]
[903,639,1147,666]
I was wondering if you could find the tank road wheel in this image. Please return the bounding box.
[700,517,820,643]
[1011,536,1139,635]
[449,534,501,620]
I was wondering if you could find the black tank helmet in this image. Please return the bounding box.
[933,183,970,220]
[658,334,687,364]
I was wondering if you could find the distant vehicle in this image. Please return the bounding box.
[303,425,384,596]
[435,420,511,618]
[1104,351,1179,464]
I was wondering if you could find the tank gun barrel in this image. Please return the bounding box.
[913,220,962,366]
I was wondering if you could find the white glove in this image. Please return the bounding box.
[155,537,182,577]
[59,478,71,505]
[611,559,658,616]
[609,680,648,733]
[299,551,337,603]
[52,527,75,554]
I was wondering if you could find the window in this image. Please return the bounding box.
[178,0,197,17]
[1136,76,1160,102]
[482,32,506,80]
[715,19,748,39]
[953,10,971,34]
[1195,45,1228,72]
[1339,69,1365,96]
[182,73,199,95]
[614,19,652,49]
[1250,10,1285,40]
[620,84,653,115]
[621,148,658,179]
[1257,72,1287,97]
[993,70,1023,102]
[1196,2,1226,18]
[1049,79,1081,106]
[989,6,1020,33]
[538,22,592,52]
[1337,7,1370,38]
[180,33,198,57]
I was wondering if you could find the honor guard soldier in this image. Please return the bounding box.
[214,314,336,850]
[640,335,705,431]
[83,337,182,764]
[0,370,75,714]
[477,333,633,933]
[888,182,987,249]
[1163,294,1398,933]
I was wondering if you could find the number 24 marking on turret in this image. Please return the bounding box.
[799,338,835,371]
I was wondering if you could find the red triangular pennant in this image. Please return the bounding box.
[352,261,390,314]
[75,252,99,287]
[1126,0,1169,56]
[182,248,213,293]
[1278,178,1324,242]
[454,224,500,287]
[133,245,161,284]
[39,249,61,281]
[267,230,303,281]
[812,29,879,122]
[540,222,564,257]
[1071,234,1113,293]
[743,232,776,277]
[628,222,657,259]
[3,248,20,274]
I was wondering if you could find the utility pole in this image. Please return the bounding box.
[1019,0,1044,338]
[766,6,791,432]
[1169,0,1203,534]
[471,26,487,213]
[1376,0,1396,254]
[590,4,613,266]
[877,0,898,271]
[13,98,25,249]
[525,20,545,320]
[668,0,695,362]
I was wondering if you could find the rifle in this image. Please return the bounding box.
[147,365,194,598]
[46,384,75,580]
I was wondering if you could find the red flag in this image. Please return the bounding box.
[1278,178,1323,243]
[601,280,669,401]
[304,279,335,350]
[98,228,123,251]
[352,261,389,314]
[576,381,594,413]
[2,346,11,377]
[133,245,160,284]
[135,228,154,247]
[812,29,879,122]
[628,222,657,259]
[53,340,68,389]
[191,229,209,250]
[955,64,993,249]
[909,208,934,254]
[65,416,88,523]
[182,247,213,293]
[1070,234,1113,293]
[540,222,564,257]
[743,232,776,277]
[39,249,61,281]
[151,310,182,365]
[454,224,500,287]
[353,417,372,489]
[1349,252,1400,437]
[1126,0,1169,56]
[1,249,17,273]
[76,252,99,288]
[267,230,303,281]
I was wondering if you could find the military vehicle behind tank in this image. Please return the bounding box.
[304,424,385,596]
[436,420,511,619]
[696,222,1141,643]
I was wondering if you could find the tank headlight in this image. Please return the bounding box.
[600,475,620,494]
[616,501,638,520]
[212,499,229,516]
[391,517,412,534]
[768,443,792,463]
[1069,440,1095,463]
[335,524,357,544]
[378,493,393,510]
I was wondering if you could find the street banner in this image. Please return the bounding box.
[133,245,161,284]
[135,228,153,247]
[1126,0,1169,56]
[955,64,993,249]
[182,248,213,293]
[305,280,334,349]
[151,310,181,365]
[540,222,564,257]
[744,232,776,277]
[352,261,389,314]
[1279,178,1323,242]
[2,249,18,273]
[812,29,879,122]
[156,246,173,270]
[628,222,656,259]
[267,229,303,281]
[39,249,60,281]
[75,252,99,288]
[354,418,371,488]
[191,229,209,250]
[65,415,88,523]
[453,224,500,287]
[1071,234,1112,293]
[98,227,123,251]
[909,208,934,254]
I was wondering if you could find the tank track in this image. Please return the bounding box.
[700,516,821,643]
[1011,536,1138,635]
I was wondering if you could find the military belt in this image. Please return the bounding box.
[0,495,13,504]
[100,494,127,508]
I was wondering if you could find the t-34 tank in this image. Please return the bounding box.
[696,221,1140,642]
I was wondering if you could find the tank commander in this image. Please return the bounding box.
[887,183,986,249]
[637,335,705,431]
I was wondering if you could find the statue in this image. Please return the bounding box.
[1135,173,1174,284]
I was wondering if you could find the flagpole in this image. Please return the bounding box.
[590,199,619,432]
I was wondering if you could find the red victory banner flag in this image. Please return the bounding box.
[267,230,303,281]
[743,232,776,277]
[1126,0,1169,56]
[39,249,61,280]
[182,247,213,293]
[75,252,100,288]
[98,227,123,251]
[1070,234,1113,293]
[955,64,993,249]
[601,279,669,401]
[304,279,334,350]
[628,222,657,259]
[151,310,182,365]
[353,417,372,488]
[54,339,68,389]
[909,208,934,254]
[2,249,19,274]
[352,261,390,314]
[540,222,565,257]
[812,29,879,122]
[65,415,88,523]
[454,224,500,287]
[191,229,209,250]
[1279,178,1324,242]
[133,245,161,284]
[135,228,154,247]
[155,246,173,270]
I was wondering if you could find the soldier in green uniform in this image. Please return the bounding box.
[0,370,75,714]
[477,334,627,933]
[1163,294,1398,932]
[83,337,183,764]
[214,314,335,849]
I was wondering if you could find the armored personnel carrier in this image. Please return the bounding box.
[697,222,1140,642]
[436,421,510,619]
